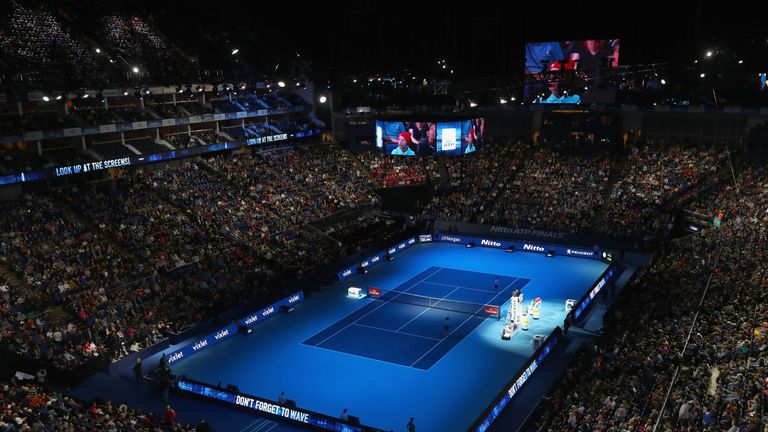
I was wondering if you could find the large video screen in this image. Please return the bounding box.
[376,118,484,156]
[524,40,619,104]
[525,40,620,75]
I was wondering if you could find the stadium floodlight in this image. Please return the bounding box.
[132,66,139,73]
[231,48,239,55]
[738,60,744,64]
[123,90,129,96]
[277,81,286,88]
[42,96,50,102]
[700,73,706,78]
[510,96,516,101]
[109,59,114,63]
[55,95,62,100]
[661,79,666,85]
[469,101,477,108]
[95,48,101,54]
[353,79,357,83]
[82,94,89,98]
[499,98,507,104]
[706,50,713,57]
[295,82,301,87]
[319,95,327,104]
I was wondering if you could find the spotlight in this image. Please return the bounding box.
[231,48,239,55]
[295,82,301,87]
[500,98,508,104]
[700,73,706,78]
[469,101,477,108]
[277,81,286,88]
[82,94,89,99]
[661,79,666,85]
[123,90,129,96]
[55,95,62,100]
[510,96,516,101]
[95,48,101,54]
[42,96,50,102]
[706,50,713,57]
[738,60,744,64]
[319,96,327,103]
[132,66,139,73]
[109,59,114,63]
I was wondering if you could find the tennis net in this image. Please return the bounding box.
[367,287,500,319]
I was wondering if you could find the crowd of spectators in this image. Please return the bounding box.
[598,144,726,238]
[0,2,104,88]
[0,377,198,431]
[531,166,768,432]
[355,151,437,188]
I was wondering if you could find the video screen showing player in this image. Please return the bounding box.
[461,118,484,154]
[525,40,620,75]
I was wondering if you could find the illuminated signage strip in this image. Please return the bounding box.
[177,378,384,432]
[434,232,601,260]
[572,265,621,321]
[337,237,417,281]
[0,130,322,186]
[167,291,304,365]
[471,329,562,432]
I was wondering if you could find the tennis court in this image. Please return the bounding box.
[171,242,608,431]
[304,266,530,369]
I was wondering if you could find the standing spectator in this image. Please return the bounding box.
[165,405,176,425]
[407,417,416,432]
[340,408,349,421]
[133,357,143,385]
[196,418,212,432]
[36,368,47,388]
[279,391,286,405]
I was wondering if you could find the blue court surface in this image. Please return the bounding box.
[172,242,608,432]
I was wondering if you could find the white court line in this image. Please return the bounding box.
[421,280,504,295]
[410,278,519,368]
[309,341,417,369]
[253,420,277,432]
[352,323,443,342]
[395,287,460,332]
[239,420,262,432]
[312,267,445,347]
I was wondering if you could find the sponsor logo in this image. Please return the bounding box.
[244,315,258,325]
[261,306,275,317]
[439,235,462,243]
[397,243,406,250]
[361,260,370,267]
[342,269,352,277]
[168,352,184,363]
[567,249,594,257]
[480,239,502,247]
[388,248,396,254]
[407,238,416,245]
[371,256,380,263]
[418,235,433,242]
[489,226,567,239]
[214,330,229,340]
[288,294,301,304]
[523,243,545,252]
[192,339,208,351]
